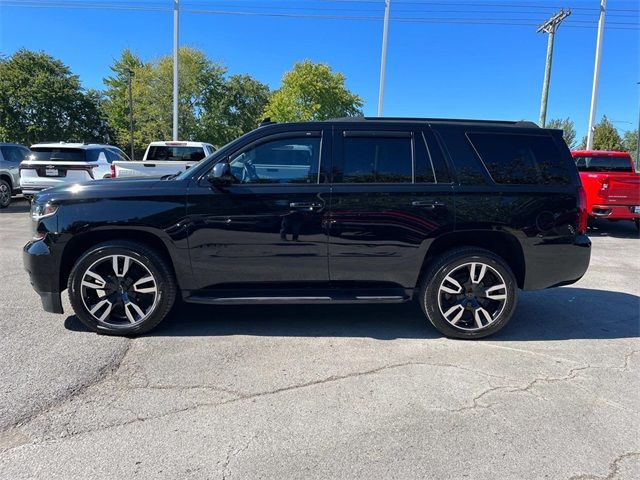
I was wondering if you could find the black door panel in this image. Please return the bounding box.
[328,125,455,288]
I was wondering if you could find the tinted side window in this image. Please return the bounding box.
[468,132,571,185]
[340,135,412,183]
[230,136,321,184]
[103,149,120,163]
[0,146,29,162]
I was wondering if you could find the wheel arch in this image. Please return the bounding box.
[60,228,179,293]
[0,173,13,188]
[418,230,526,290]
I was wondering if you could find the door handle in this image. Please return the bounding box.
[411,200,446,208]
[289,202,323,210]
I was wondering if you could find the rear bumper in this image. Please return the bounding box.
[523,234,591,290]
[590,204,640,220]
[23,238,64,314]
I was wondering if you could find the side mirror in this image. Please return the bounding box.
[208,162,234,188]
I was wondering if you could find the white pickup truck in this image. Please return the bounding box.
[111,141,215,178]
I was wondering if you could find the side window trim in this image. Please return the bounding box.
[420,131,438,183]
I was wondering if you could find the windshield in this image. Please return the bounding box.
[146,146,206,161]
[173,131,257,181]
[574,155,633,173]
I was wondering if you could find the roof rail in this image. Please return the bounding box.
[329,117,540,128]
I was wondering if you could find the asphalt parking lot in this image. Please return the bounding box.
[0,197,638,479]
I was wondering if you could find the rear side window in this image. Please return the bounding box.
[467,133,571,185]
[340,134,412,183]
[147,146,206,161]
[29,148,86,162]
[1,146,29,162]
[574,156,633,173]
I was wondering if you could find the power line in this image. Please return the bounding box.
[1,0,638,29]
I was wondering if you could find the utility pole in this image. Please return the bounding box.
[128,70,134,160]
[172,0,179,141]
[377,0,390,117]
[537,8,571,128]
[586,0,606,150]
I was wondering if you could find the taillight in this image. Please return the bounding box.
[110,164,116,178]
[578,185,588,235]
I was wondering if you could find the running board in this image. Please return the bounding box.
[184,293,410,305]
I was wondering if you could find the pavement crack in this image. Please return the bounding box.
[0,337,132,448]
[220,433,258,480]
[568,451,640,480]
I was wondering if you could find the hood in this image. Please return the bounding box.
[33,177,168,204]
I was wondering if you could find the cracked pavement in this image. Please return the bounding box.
[1,199,639,479]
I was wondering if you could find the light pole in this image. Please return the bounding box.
[172,0,179,141]
[586,0,607,150]
[377,0,391,117]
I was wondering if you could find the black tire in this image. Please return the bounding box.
[635,219,640,232]
[68,240,176,336]
[419,248,517,339]
[0,179,12,208]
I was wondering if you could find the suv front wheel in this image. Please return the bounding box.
[68,240,176,335]
[419,248,517,339]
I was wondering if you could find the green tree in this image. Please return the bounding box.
[578,116,624,151]
[622,129,638,166]
[103,47,268,154]
[264,60,363,122]
[200,74,270,145]
[0,49,110,144]
[546,117,577,149]
[102,49,145,157]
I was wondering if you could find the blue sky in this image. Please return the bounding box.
[0,0,638,140]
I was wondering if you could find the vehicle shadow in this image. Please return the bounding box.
[0,197,30,214]
[64,287,640,341]
[588,218,639,239]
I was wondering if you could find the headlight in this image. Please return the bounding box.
[30,202,58,221]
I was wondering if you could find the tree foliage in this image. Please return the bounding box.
[578,116,624,151]
[102,47,270,158]
[622,129,638,166]
[0,49,111,145]
[264,60,363,122]
[546,117,577,149]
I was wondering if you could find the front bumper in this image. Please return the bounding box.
[23,238,64,314]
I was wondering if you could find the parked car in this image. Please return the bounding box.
[111,141,215,178]
[571,150,640,231]
[24,118,591,339]
[19,143,131,199]
[0,143,30,208]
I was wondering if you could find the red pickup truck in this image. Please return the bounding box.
[571,150,640,231]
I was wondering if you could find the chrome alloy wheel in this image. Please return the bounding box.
[437,262,508,332]
[80,254,159,326]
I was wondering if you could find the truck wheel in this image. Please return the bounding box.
[635,219,640,232]
[0,179,12,208]
[419,248,517,339]
[68,240,176,336]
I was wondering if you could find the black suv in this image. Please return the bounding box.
[23,118,591,339]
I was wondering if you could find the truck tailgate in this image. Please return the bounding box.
[113,161,196,178]
[605,174,640,205]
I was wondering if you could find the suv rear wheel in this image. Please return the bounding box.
[419,248,517,339]
[0,179,11,208]
[68,240,176,335]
